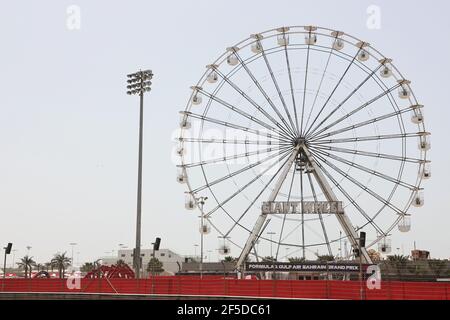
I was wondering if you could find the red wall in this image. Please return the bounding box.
[0,277,448,300]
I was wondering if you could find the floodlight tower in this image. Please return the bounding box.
[126,69,153,279]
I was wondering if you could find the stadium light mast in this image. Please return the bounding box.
[126,69,153,279]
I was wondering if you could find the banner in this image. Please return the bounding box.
[245,262,372,273]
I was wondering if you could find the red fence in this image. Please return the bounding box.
[1,277,449,300]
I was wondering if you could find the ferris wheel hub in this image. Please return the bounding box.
[294,137,306,146]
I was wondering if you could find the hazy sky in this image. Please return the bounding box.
[0,0,449,266]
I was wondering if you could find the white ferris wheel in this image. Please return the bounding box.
[175,26,430,268]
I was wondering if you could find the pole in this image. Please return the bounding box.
[12,250,16,269]
[134,86,144,279]
[2,249,6,292]
[359,238,363,300]
[3,250,6,280]
[200,201,204,279]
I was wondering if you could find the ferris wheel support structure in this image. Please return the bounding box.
[236,143,372,271]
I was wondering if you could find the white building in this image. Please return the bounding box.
[100,248,184,275]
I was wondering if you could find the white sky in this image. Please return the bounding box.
[0,0,449,266]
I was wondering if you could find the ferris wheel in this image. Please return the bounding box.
[175,26,430,268]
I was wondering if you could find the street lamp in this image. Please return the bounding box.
[126,69,153,279]
[11,249,17,269]
[195,196,208,279]
[285,248,290,262]
[194,244,199,258]
[3,243,12,280]
[266,232,276,279]
[267,232,276,259]
[69,243,77,270]
[207,250,212,262]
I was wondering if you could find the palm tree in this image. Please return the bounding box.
[387,254,409,263]
[386,254,409,278]
[80,262,95,273]
[35,263,44,273]
[16,255,36,279]
[316,254,335,262]
[288,257,306,263]
[222,256,235,263]
[51,252,71,279]
[147,257,164,275]
[116,259,128,268]
[44,262,53,272]
[263,256,276,262]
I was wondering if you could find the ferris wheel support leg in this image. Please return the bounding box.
[236,146,301,271]
[302,146,372,264]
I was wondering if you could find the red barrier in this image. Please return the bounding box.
[0,277,449,300]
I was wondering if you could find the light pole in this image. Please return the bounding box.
[266,232,276,279]
[207,250,212,262]
[11,249,17,269]
[267,232,276,259]
[3,243,12,280]
[127,69,153,279]
[194,244,199,258]
[196,196,208,279]
[285,248,290,262]
[69,243,77,270]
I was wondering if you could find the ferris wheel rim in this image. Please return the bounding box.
[178,25,429,260]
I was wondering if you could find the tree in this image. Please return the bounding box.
[17,255,36,279]
[147,257,164,275]
[386,255,409,278]
[51,252,71,279]
[387,254,409,263]
[288,257,306,263]
[222,256,235,262]
[44,262,53,272]
[80,262,95,273]
[316,255,335,262]
[262,256,276,262]
[116,259,129,268]
[428,259,450,277]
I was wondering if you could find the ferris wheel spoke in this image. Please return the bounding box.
[309,151,386,236]
[204,148,292,218]
[299,31,312,136]
[182,111,291,143]
[230,49,297,138]
[308,144,426,164]
[181,146,289,169]
[310,149,408,217]
[306,64,384,138]
[311,104,419,141]
[283,37,300,135]
[197,87,292,140]
[178,137,290,146]
[306,170,333,256]
[308,82,402,140]
[310,147,418,191]
[257,38,299,136]
[299,163,306,259]
[275,169,296,261]
[303,48,362,137]
[311,131,429,145]
[192,146,293,194]
[213,67,296,139]
[222,149,297,237]
[303,46,333,134]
